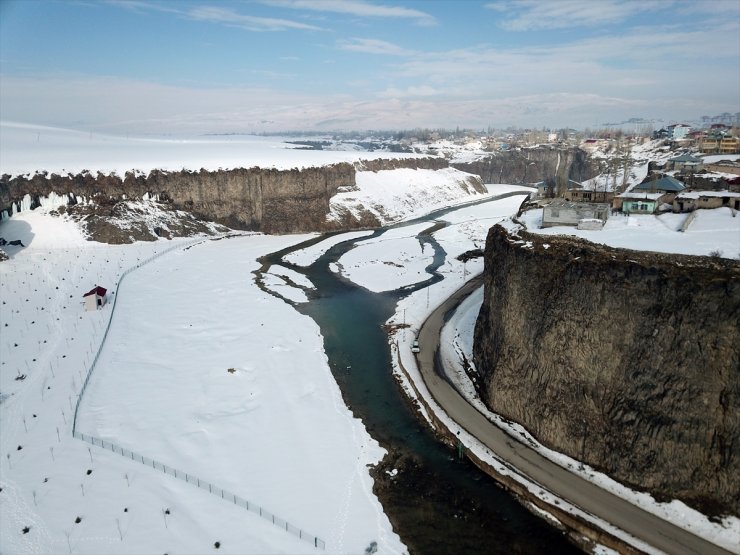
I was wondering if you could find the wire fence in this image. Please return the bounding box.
[70,236,327,550]
[74,431,325,549]
[72,238,205,435]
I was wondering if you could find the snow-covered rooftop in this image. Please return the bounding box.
[676,190,740,199]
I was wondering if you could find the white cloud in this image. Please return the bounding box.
[263,0,437,26]
[187,6,322,32]
[105,1,323,32]
[337,38,412,56]
[487,0,670,31]
[104,0,181,15]
[377,85,439,99]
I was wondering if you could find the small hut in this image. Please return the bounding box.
[83,286,107,311]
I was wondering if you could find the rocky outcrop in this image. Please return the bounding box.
[452,147,600,185]
[355,157,448,172]
[473,223,739,516]
[0,157,451,234]
[1,164,353,234]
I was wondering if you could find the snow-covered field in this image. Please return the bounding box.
[0,209,405,555]
[333,186,534,293]
[330,167,486,226]
[334,223,433,293]
[0,122,423,177]
[519,207,740,259]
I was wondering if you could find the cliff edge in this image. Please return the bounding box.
[473,223,739,516]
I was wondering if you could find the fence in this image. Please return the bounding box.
[70,237,326,550]
[74,431,325,549]
[72,238,206,435]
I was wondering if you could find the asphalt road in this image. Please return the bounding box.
[416,276,735,555]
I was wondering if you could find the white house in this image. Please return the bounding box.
[83,286,107,311]
[668,124,692,141]
[541,199,610,228]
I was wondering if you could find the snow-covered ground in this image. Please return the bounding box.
[334,223,433,293]
[0,208,405,555]
[333,186,533,292]
[329,167,486,226]
[0,122,425,177]
[283,231,373,267]
[519,207,740,259]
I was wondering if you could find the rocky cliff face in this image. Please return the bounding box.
[473,223,739,516]
[452,147,600,185]
[1,164,354,234]
[0,157,449,234]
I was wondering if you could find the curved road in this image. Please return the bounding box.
[416,277,734,555]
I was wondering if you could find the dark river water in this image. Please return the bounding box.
[257,194,580,554]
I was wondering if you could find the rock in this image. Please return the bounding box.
[452,147,600,185]
[473,224,740,517]
[1,158,448,235]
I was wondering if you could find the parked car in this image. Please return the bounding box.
[411,340,420,353]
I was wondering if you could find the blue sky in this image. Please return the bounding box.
[1,0,738,134]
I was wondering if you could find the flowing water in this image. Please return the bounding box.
[257,195,580,554]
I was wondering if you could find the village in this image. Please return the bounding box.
[531,121,740,232]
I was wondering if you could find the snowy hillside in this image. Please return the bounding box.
[330,167,485,226]
[0,210,406,555]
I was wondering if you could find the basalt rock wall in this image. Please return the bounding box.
[0,157,448,234]
[473,224,739,516]
[452,147,600,185]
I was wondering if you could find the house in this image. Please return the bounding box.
[533,181,550,199]
[580,139,607,153]
[673,191,740,212]
[541,199,610,228]
[667,124,692,141]
[83,286,107,311]
[703,161,740,176]
[615,192,665,214]
[701,136,740,154]
[631,176,686,195]
[565,187,615,203]
[666,154,703,173]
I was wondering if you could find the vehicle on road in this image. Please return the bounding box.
[411,339,420,353]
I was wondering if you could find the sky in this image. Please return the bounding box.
[0,0,739,135]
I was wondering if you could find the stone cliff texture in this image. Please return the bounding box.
[1,164,353,234]
[0,157,448,234]
[452,147,600,185]
[473,223,739,516]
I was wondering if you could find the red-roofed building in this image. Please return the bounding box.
[83,286,107,311]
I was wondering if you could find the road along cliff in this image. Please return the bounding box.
[473,223,739,518]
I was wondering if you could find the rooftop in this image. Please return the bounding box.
[632,176,686,192]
